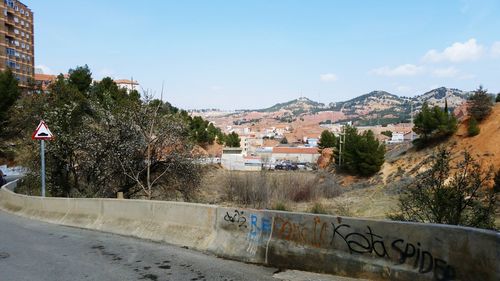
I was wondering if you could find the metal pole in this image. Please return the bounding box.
[41,139,46,197]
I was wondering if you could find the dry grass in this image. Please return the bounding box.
[222,170,342,209]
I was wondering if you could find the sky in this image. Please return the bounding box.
[28,0,500,110]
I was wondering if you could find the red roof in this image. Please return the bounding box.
[272,147,319,154]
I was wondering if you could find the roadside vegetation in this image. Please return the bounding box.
[412,101,457,148]
[222,170,342,210]
[318,125,385,177]
[0,66,238,200]
[389,147,496,230]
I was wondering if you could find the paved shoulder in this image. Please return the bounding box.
[0,210,277,281]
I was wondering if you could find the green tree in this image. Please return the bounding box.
[280,137,288,144]
[225,132,241,147]
[0,69,21,161]
[0,69,20,129]
[381,130,392,138]
[467,117,480,137]
[468,86,493,121]
[496,93,500,103]
[318,130,337,150]
[390,148,495,230]
[68,64,92,93]
[13,68,200,200]
[413,102,457,147]
[337,126,385,176]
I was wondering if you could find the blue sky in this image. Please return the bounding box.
[28,0,500,109]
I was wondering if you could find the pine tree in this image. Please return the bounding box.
[413,102,457,147]
[225,132,241,147]
[318,130,336,150]
[468,86,493,121]
[336,126,385,176]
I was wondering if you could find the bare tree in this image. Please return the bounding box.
[117,89,199,200]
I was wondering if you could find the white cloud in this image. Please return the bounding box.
[432,67,459,78]
[491,41,500,58]
[320,73,338,82]
[35,65,53,74]
[422,39,484,63]
[371,64,424,77]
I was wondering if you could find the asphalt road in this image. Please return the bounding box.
[0,210,277,281]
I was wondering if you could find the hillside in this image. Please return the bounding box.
[257,97,325,113]
[414,87,471,108]
[250,87,471,126]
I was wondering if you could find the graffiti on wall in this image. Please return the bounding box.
[223,210,247,228]
[246,213,272,255]
[274,216,455,281]
[222,210,272,255]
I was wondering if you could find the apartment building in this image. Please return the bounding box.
[0,0,34,85]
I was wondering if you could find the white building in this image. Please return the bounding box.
[115,79,139,92]
[221,148,262,171]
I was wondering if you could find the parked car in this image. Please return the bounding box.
[275,162,298,171]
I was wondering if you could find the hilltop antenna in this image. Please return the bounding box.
[409,99,414,141]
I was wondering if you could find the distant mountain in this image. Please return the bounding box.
[413,87,471,108]
[249,87,471,126]
[257,97,325,114]
[329,91,405,115]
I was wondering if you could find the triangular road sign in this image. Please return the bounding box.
[32,120,55,140]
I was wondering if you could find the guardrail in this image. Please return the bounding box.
[1,181,498,281]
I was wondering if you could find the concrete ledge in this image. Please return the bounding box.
[1,181,498,281]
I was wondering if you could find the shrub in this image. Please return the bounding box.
[272,202,289,211]
[467,117,480,137]
[390,148,496,230]
[309,202,329,214]
[222,171,342,208]
[494,169,500,193]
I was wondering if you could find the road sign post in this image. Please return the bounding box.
[41,139,45,197]
[32,121,54,197]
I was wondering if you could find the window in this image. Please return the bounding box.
[26,34,29,39]
[14,6,18,11]
[21,42,25,48]
[14,29,19,34]
[5,0,14,8]
[6,48,15,56]
[26,44,29,50]
[25,23,29,28]
[3,9,7,16]
[20,9,23,14]
[21,31,24,37]
[21,20,24,25]
[14,40,19,46]
[14,17,18,23]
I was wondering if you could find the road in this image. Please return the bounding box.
[0,210,277,281]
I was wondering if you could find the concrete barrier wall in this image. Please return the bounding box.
[1,181,499,281]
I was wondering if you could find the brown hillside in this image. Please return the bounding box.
[451,103,500,170]
[383,104,500,185]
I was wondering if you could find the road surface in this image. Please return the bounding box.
[0,210,277,281]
